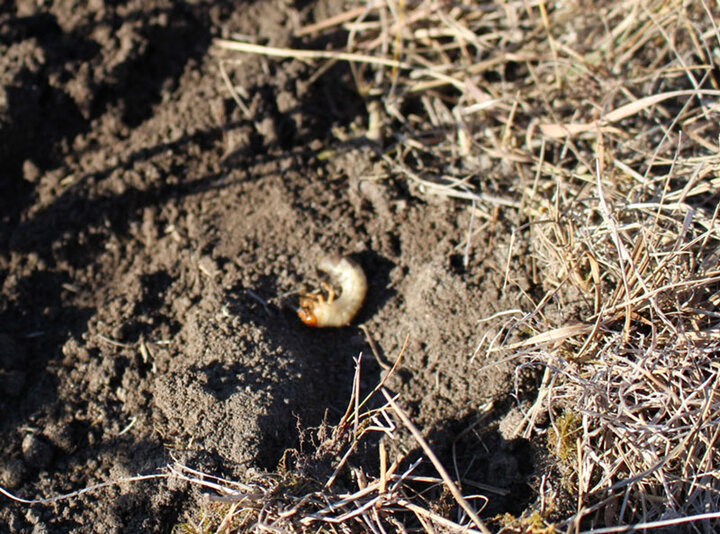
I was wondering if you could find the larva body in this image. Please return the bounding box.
[298,256,367,327]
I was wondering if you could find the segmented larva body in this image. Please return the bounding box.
[298,256,367,327]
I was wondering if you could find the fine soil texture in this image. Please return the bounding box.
[0,1,535,531]
[8,0,710,532]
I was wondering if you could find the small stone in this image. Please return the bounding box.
[256,116,277,146]
[22,160,41,183]
[0,457,27,488]
[44,423,77,454]
[198,256,219,278]
[21,434,54,470]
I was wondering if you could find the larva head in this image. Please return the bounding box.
[297,307,318,327]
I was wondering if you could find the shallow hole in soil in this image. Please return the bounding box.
[406,410,538,519]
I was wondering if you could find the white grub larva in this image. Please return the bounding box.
[298,255,367,327]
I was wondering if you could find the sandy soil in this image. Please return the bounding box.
[0,1,543,531]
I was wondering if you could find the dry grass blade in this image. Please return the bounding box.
[214,38,412,69]
[540,89,720,139]
[0,473,169,506]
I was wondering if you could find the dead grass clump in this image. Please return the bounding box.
[513,166,720,529]
[215,0,720,530]
[174,355,495,533]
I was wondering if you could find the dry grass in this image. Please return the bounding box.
[212,0,720,531]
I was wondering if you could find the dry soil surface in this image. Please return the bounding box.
[0,1,543,531]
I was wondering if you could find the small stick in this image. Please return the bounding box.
[378,442,387,499]
[360,324,390,370]
[463,197,476,269]
[219,60,252,118]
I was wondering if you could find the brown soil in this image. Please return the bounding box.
[0,1,542,531]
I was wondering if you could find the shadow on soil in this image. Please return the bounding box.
[407,407,537,520]
[0,269,94,435]
[0,1,226,248]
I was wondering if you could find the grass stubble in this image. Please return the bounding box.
[3,0,719,532]
[213,0,720,531]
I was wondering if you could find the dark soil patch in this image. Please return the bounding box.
[0,1,541,531]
